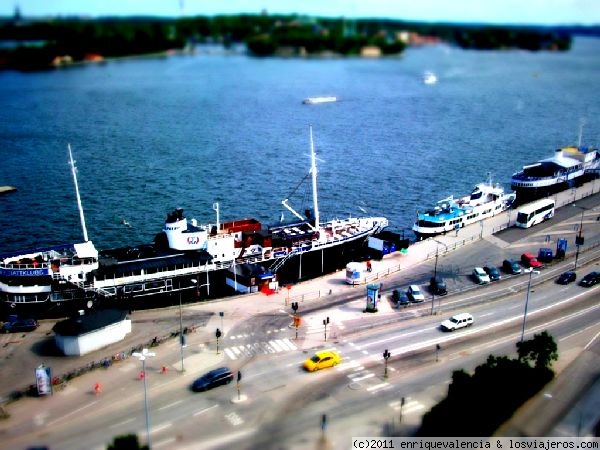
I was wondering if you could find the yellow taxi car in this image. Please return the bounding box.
[303,350,341,372]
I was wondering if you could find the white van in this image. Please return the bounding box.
[440,313,473,331]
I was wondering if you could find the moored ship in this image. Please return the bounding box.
[412,176,515,240]
[1,128,388,318]
[511,128,600,205]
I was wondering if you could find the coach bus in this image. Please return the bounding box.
[515,198,555,229]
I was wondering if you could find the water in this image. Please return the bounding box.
[1,38,599,253]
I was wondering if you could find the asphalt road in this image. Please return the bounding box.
[2,188,600,449]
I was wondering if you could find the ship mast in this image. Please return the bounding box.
[68,144,89,242]
[281,126,321,232]
[309,125,320,230]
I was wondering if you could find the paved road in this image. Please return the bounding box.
[1,180,600,441]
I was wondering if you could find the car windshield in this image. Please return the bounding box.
[311,355,321,363]
[450,317,459,323]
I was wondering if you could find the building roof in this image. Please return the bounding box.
[52,309,128,336]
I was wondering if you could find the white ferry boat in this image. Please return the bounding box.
[412,177,515,240]
[511,144,600,205]
[302,96,337,105]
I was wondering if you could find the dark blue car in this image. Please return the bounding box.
[556,271,576,285]
[191,367,233,392]
[579,271,600,287]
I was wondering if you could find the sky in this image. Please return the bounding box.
[2,0,599,26]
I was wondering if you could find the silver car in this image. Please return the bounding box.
[407,285,425,302]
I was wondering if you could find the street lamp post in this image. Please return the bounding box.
[573,205,586,270]
[429,238,447,315]
[179,290,185,372]
[132,348,156,449]
[521,268,540,343]
[430,246,439,315]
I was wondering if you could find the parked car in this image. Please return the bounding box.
[191,367,233,392]
[483,266,501,282]
[472,267,490,284]
[556,271,576,285]
[392,289,410,307]
[1,318,38,333]
[579,271,600,287]
[407,285,425,303]
[440,313,474,331]
[502,259,522,275]
[303,350,341,372]
[429,276,447,296]
[521,252,543,269]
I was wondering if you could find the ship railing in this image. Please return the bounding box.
[1,261,51,270]
[512,174,559,182]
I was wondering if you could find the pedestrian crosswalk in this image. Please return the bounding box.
[223,338,298,360]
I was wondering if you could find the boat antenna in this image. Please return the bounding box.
[309,125,320,229]
[213,202,220,233]
[68,144,89,242]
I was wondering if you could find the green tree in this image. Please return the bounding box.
[517,330,558,370]
[107,434,148,450]
[418,333,558,436]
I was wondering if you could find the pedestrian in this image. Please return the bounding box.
[94,382,102,395]
[161,366,167,375]
[139,371,145,380]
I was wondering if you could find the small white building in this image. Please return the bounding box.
[346,262,368,285]
[52,309,131,356]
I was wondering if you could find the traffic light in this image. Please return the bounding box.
[216,328,222,339]
[291,301,299,312]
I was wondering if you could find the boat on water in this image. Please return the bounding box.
[302,96,337,105]
[412,176,515,240]
[511,137,600,205]
[422,71,438,85]
[1,128,388,318]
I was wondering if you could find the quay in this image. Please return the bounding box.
[1,178,600,437]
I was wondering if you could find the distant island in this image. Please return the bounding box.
[0,8,593,70]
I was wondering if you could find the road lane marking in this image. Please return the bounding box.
[158,399,184,411]
[366,382,389,392]
[109,417,135,429]
[224,348,237,359]
[151,422,173,434]
[193,404,219,416]
[269,340,284,352]
[46,400,99,427]
[154,437,177,448]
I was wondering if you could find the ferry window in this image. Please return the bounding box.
[145,281,164,290]
[124,284,143,293]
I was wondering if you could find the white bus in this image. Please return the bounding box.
[515,198,555,228]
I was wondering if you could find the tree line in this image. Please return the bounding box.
[0,14,580,70]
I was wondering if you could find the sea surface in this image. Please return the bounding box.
[0,38,599,253]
